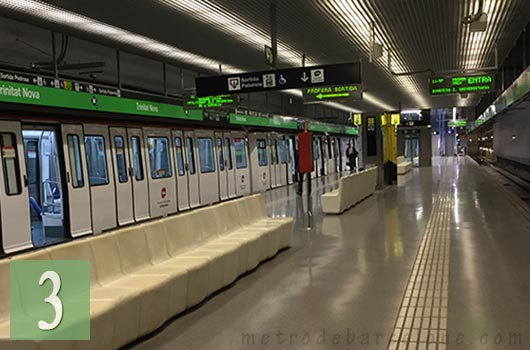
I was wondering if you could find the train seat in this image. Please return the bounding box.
[321,167,378,214]
[0,193,293,350]
[397,156,412,174]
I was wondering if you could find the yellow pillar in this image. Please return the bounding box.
[381,113,399,164]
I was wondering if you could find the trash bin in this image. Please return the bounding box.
[383,161,397,185]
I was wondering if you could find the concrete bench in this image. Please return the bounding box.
[397,156,412,175]
[321,167,378,214]
[0,194,293,350]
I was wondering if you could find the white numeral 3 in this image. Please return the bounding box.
[38,271,63,331]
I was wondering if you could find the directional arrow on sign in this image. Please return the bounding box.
[316,92,351,100]
[301,72,309,82]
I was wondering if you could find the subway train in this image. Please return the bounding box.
[0,114,353,255]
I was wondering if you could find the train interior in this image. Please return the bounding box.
[22,128,66,247]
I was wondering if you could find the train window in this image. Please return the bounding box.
[0,133,21,195]
[197,137,215,174]
[234,138,247,169]
[279,139,288,164]
[131,136,144,181]
[147,137,172,179]
[186,137,196,175]
[67,135,84,188]
[225,137,233,170]
[114,136,128,183]
[85,135,109,186]
[174,137,185,176]
[268,139,276,165]
[217,138,225,171]
[274,140,280,165]
[257,139,268,166]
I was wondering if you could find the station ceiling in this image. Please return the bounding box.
[2,0,530,114]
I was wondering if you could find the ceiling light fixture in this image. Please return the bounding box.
[0,0,241,73]
[157,0,311,67]
[314,0,429,109]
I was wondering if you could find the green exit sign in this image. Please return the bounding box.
[184,94,235,109]
[448,119,467,128]
[430,74,494,95]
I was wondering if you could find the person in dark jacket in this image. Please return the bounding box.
[346,143,358,172]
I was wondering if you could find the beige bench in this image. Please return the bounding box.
[397,156,412,175]
[0,194,292,350]
[321,167,378,214]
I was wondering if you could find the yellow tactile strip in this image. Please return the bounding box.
[388,194,452,350]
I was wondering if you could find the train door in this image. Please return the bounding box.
[311,138,317,179]
[215,133,228,201]
[61,124,91,238]
[109,127,134,226]
[318,137,326,176]
[127,128,150,221]
[23,126,67,249]
[334,138,340,172]
[277,137,288,187]
[232,132,250,196]
[224,133,237,198]
[144,127,177,218]
[326,136,337,175]
[248,133,269,193]
[172,130,189,211]
[287,136,295,184]
[83,124,117,234]
[183,130,200,208]
[320,137,327,175]
[196,130,219,205]
[0,121,32,253]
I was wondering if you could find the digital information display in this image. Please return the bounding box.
[303,84,362,103]
[183,94,235,109]
[448,119,467,127]
[430,74,494,95]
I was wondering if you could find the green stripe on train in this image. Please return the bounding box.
[0,80,203,121]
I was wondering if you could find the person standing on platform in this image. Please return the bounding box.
[346,143,358,172]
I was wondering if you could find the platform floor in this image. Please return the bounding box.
[127,157,530,350]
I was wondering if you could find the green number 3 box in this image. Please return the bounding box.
[10,260,90,340]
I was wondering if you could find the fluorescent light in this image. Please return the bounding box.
[364,92,394,111]
[401,109,421,114]
[314,0,430,108]
[0,0,241,74]
[157,0,310,67]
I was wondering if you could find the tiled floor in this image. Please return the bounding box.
[127,157,530,350]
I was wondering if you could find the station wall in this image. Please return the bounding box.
[493,107,530,166]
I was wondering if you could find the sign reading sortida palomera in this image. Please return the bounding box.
[183,94,235,109]
[430,74,494,95]
[196,62,362,96]
[0,80,203,121]
[303,84,363,103]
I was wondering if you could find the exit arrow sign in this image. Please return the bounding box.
[316,92,350,100]
[303,84,363,103]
